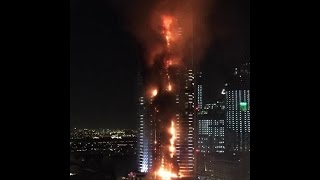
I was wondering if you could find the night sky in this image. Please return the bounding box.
[70,0,250,129]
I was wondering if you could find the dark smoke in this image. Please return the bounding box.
[111,0,214,68]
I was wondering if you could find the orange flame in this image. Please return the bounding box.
[163,16,173,30]
[155,167,178,180]
[168,83,172,91]
[162,16,173,47]
[169,121,176,158]
[154,120,177,179]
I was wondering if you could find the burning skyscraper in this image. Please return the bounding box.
[137,14,197,179]
[132,1,212,179]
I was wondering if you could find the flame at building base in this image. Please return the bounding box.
[155,167,178,180]
[153,120,178,180]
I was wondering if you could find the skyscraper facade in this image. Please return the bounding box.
[136,14,199,178]
[176,69,196,178]
[195,72,227,179]
[137,68,197,177]
[197,102,226,154]
[196,62,250,179]
[196,72,203,110]
[137,72,152,173]
[225,62,250,152]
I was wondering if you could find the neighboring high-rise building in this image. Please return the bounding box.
[197,101,226,154]
[194,70,224,178]
[137,71,151,173]
[197,152,249,180]
[196,84,227,178]
[194,71,202,159]
[209,101,226,154]
[176,68,196,178]
[196,63,250,179]
[225,62,250,152]
[196,72,203,110]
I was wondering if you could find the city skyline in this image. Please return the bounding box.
[69,61,250,179]
[70,1,250,179]
[70,0,250,129]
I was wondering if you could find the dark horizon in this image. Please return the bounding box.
[70,0,250,129]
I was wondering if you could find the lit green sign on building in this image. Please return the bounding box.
[240,102,248,111]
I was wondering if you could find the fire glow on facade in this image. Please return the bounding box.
[136,0,211,178]
[138,12,196,178]
[148,15,180,180]
[169,121,176,158]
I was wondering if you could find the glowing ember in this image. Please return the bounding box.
[168,84,172,91]
[152,89,158,97]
